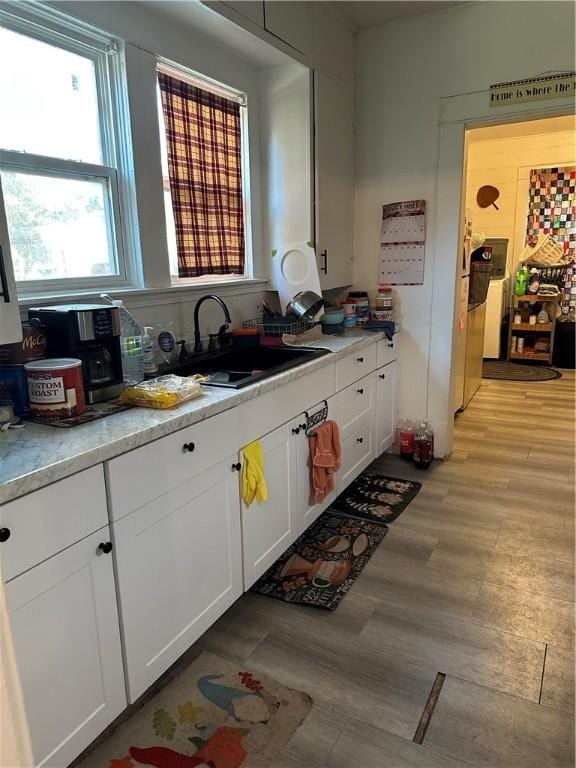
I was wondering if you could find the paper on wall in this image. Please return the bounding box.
[379,200,426,285]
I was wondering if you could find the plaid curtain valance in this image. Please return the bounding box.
[158,72,245,277]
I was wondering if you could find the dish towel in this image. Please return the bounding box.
[241,440,268,505]
[309,419,341,504]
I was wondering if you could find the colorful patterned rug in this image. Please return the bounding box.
[330,472,422,524]
[251,512,388,610]
[76,652,311,768]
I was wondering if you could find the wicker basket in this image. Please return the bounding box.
[520,234,566,267]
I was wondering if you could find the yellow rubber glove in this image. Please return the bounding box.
[241,440,268,505]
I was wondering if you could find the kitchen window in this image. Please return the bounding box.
[0,6,137,295]
[157,64,250,281]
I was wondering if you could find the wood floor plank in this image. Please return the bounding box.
[325,717,473,768]
[541,645,576,715]
[471,582,575,648]
[358,599,546,702]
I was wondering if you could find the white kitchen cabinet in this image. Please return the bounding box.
[224,1,264,26]
[264,1,311,55]
[376,361,398,455]
[112,454,242,702]
[315,69,354,290]
[294,397,339,533]
[5,528,126,768]
[0,177,22,344]
[339,419,375,490]
[241,421,298,588]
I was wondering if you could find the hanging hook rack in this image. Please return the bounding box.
[305,400,329,435]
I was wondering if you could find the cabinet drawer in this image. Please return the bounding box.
[336,343,377,390]
[339,419,375,489]
[1,466,108,582]
[377,335,399,367]
[335,373,376,439]
[106,408,239,521]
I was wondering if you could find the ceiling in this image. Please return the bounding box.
[468,115,576,143]
[327,1,467,30]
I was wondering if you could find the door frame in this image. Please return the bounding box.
[429,89,574,456]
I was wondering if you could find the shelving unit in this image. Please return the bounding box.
[507,293,560,365]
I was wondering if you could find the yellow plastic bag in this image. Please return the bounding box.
[120,374,204,409]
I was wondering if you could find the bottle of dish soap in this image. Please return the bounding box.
[142,326,158,375]
[101,295,144,386]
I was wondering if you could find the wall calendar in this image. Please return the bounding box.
[379,200,426,285]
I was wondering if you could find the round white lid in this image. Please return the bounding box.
[24,358,82,371]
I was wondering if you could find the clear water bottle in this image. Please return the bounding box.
[101,295,144,386]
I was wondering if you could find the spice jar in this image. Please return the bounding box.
[375,286,393,310]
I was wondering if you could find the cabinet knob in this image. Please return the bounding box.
[356,357,364,363]
[300,423,306,431]
[387,342,394,348]
[0,527,11,543]
[98,541,113,554]
[232,462,242,472]
[183,442,195,453]
[356,388,364,394]
[379,373,386,379]
[356,437,364,444]
[292,427,300,435]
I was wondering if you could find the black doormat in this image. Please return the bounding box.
[251,512,388,611]
[330,472,422,524]
[483,361,562,381]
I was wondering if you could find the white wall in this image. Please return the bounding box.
[354,0,576,455]
[466,126,576,271]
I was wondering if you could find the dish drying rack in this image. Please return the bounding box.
[242,315,317,338]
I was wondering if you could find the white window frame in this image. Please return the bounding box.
[0,1,141,297]
[156,58,253,284]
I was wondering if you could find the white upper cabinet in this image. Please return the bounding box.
[311,3,355,84]
[264,1,312,55]
[224,1,264,26]
[315,69,354,290]
[5,528,126,768]
[0,178,22,345]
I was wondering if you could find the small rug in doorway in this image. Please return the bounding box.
[482,360,562,382]
[330,472,422,524]
[251,512,388,610]
[76,651,312,768]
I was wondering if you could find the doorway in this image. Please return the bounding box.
[453,114,575,412]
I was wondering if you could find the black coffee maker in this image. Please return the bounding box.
[28,304,124,403]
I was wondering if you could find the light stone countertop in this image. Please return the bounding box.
[0,331,386,505]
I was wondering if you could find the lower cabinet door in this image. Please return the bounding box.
[376,361,397,455]
[339,419,375,489]
[113,455,243,702]
[295,399,339,534]
[5,528,126,768]
[241,422,298,589]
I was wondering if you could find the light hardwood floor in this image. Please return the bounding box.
[196,370,575,767]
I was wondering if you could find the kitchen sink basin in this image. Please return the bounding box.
[166,345,331,389]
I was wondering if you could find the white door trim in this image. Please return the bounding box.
[431,89,574,456]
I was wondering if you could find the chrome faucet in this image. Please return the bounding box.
[193,294,232,354]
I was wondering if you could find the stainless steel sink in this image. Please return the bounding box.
[166,345,330,388]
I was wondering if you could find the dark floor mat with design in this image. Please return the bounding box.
[251,512,388,611]
[330,472,422,524]
[482,361,562,381]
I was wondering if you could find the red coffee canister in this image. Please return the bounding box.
[24,358,86,420]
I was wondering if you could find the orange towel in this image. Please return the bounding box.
[308,419,341,504]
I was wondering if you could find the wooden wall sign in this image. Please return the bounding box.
[490,73,575,107]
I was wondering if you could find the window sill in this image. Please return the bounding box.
[17,277,270,309]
